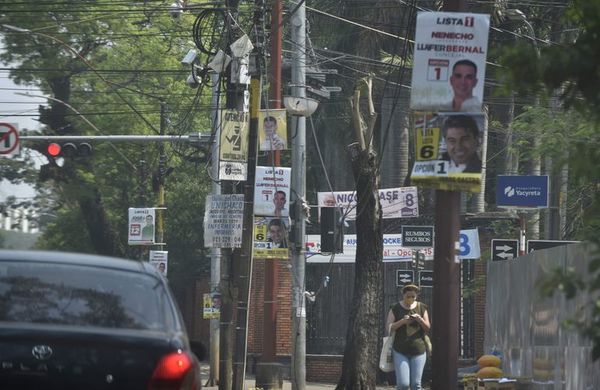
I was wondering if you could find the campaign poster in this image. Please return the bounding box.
[305,234,434,263]
[219,109,249,181]
[410,12,490,113]
[203,293,221,319]
[149,250,168,276]
[253,216,289,259]
[203,194,245,248]
[254,166,292,217]
[258,109,288,151]
[410,112,485,193]
[317,187,419,220]
[128,207,156,245]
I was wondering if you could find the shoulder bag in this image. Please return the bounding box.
[379,330,395,372]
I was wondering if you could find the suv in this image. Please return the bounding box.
[0,250,204,389]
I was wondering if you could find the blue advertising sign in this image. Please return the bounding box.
[496,175,549,208]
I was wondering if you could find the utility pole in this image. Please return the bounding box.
[229,0,264,388]
[230,75,259,390]
[209,72,222,386]
[290,1,307,388]
[431,1,466,389]
[157,100,166,247]
[256,0,283,387]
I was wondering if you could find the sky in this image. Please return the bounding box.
[0,47,46,202]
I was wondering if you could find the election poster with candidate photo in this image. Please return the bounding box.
[410,112,485,193]
[317,187,419,220]
[253,216,289,259]
[410,12,490,113]
[128,207,156,245]
[253,166,291,217]
[258,109,288,151]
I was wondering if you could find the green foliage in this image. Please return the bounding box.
[1,2,213,265]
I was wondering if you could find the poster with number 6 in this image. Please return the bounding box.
[410,112,485,193]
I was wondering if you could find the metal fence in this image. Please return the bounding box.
[485,243,600,389]
[306,260,477,359]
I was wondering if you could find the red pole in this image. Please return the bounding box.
[263,0,282,364]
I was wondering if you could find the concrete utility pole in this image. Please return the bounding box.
[431,1,466,389]
[208,72,222,386]
[290,1,307,388]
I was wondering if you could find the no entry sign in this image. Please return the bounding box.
[0,123,20,157]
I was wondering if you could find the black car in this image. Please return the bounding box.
[0,250,204,389]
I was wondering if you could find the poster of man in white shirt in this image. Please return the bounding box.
[253,166,291,217]
[258,109,287,151]
[409,12,490,113]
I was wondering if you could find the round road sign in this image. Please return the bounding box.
[0,123,20,155]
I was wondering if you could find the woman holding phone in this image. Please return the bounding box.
[385,284,431,390]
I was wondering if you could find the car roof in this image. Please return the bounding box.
[0,250,156,275]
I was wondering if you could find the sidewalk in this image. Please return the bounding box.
[199,362,395,390]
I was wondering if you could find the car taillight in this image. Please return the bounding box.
[148,350,199,390]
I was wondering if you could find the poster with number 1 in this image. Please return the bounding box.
[410,12,490,112]
[253,166,291,217]
[410,112,485,193]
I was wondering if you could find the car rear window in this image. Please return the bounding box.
[0,260,176,331]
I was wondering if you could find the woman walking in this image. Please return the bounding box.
[386,284,431,390]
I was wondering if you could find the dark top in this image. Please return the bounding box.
[440,152,482,173]
[391,301,428,356]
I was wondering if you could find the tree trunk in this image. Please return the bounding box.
[79,188,125,257]
[336,146,383,390]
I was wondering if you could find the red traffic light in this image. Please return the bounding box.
[45,142,92,158]
[47,143,61,157]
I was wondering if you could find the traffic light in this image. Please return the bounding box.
[46,142,92,158]
[412,250,426,270]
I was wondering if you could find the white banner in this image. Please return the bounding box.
[203,194,245,248]
[305,234,434,263]
[317,187,419,220]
